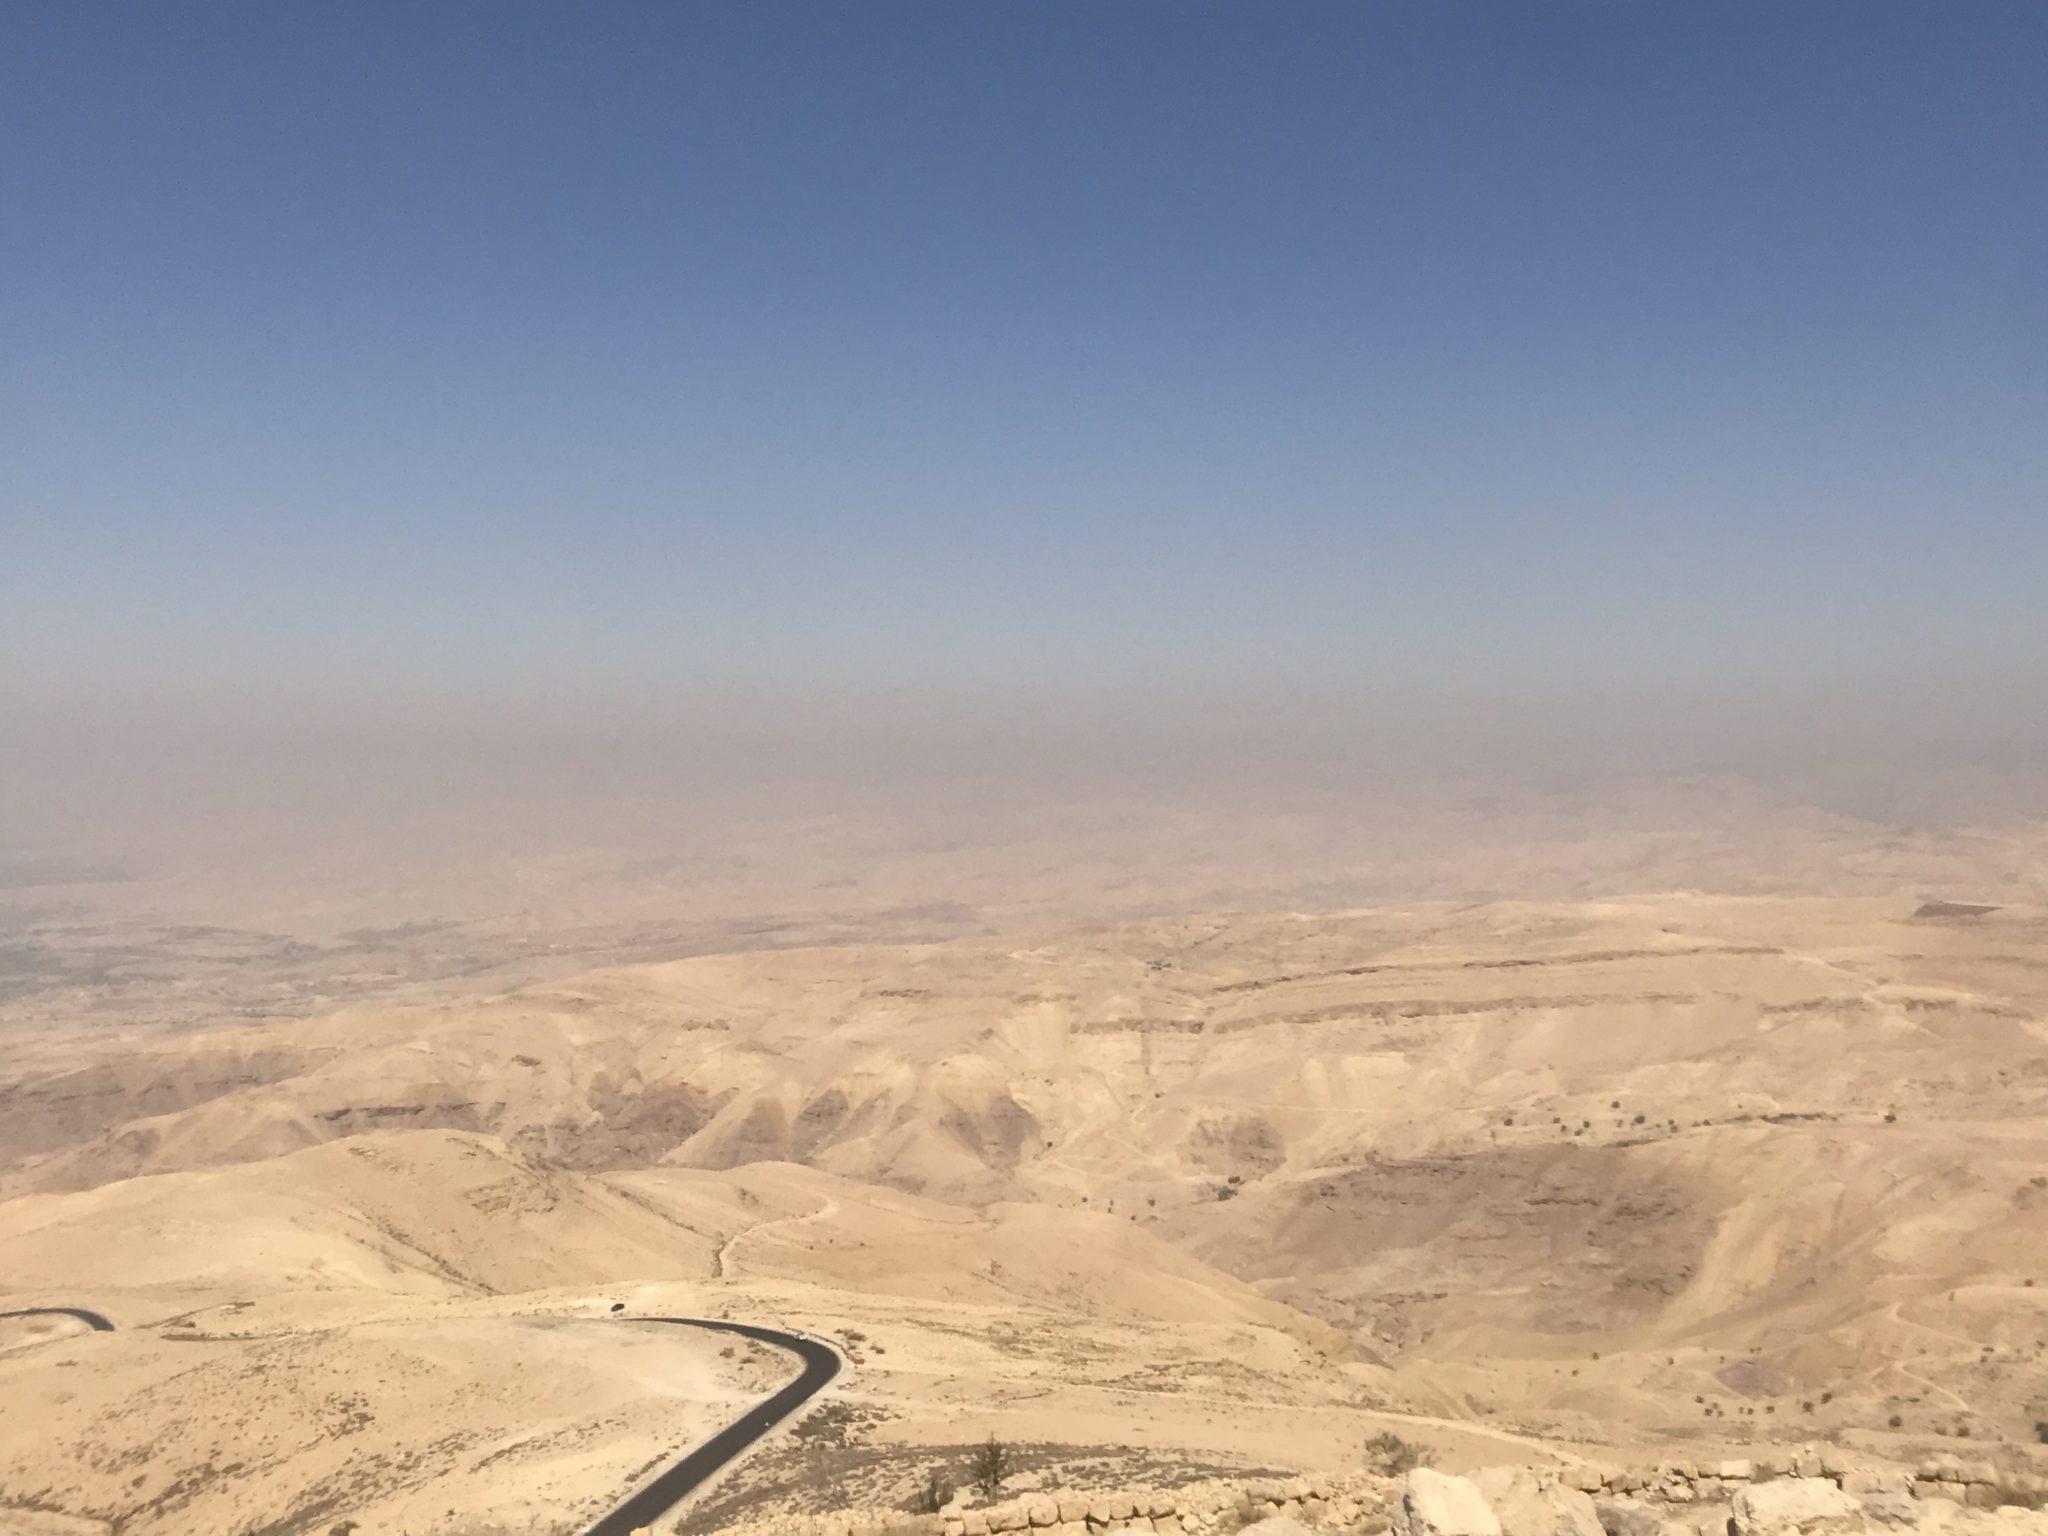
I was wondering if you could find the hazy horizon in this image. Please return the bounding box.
[6,2,2046,875]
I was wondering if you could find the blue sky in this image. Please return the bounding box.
[5,1,2044,713]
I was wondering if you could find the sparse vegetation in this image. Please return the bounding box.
[970,1434,1013,1500]
[1362,1431,1422,1476]
[907,1470,955,1514]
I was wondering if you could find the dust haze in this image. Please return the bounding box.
[7,677,2046,1022]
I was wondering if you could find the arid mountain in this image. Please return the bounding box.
[3,895,2046,1535]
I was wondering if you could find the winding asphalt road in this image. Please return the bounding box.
[0,1305,115,1331]
[583,1317,841,1536]
[0,1305,837,1536]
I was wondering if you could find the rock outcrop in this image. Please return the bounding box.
[1731,1479,1865,1536]
[1393,1470,1504,1536]
[1472,1466,1605,1536]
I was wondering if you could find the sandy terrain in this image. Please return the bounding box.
[3,892,2046,1533]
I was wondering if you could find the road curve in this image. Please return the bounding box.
[582,1316,841,1536]
[0,1306,115,1331]
[0,1306,834,1536]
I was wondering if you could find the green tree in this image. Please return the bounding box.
[971,1434,1013,1500]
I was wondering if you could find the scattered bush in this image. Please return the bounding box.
[1889,1414,1903,1429]
[2034,1421,2048,1445]
[1216,1184,1239,1200]
[1363,1431,1422,1475]
[971,1434,1013,1500]
[908,1471,956,1515]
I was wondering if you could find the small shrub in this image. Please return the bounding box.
[1216,1184,1239,1200]
[971,1433,1013,1500]
[1889,1415,1903,1428]
[908,1471,955,1515]
[2034,1421,2048,1444]
[1364,1431,1422,1475]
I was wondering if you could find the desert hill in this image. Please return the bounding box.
[3,895,2046,1534]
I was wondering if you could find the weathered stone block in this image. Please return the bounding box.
[1470,1464,1603,1536]
[1730,1479,1860,1536]
[1393,1470,1502,1536]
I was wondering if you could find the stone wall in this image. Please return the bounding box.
[1555,1450,2047,1514]
[696,1471,1396,1536]
[686,1447,2048,1536]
